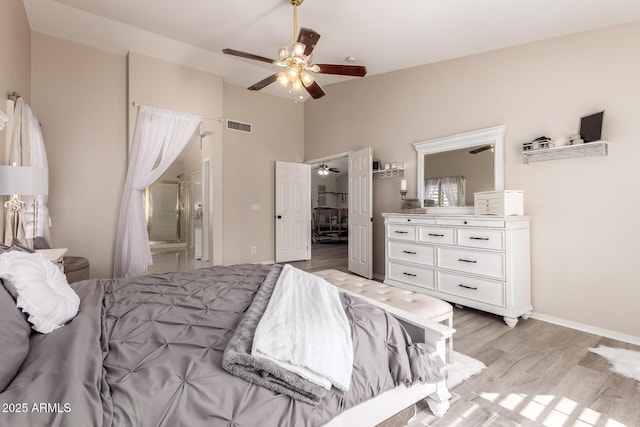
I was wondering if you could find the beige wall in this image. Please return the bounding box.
[305,22,640,338]
[128,52,224,264]
[0,0,30,237]
[222,83,304,264]
[29,34,303,276]
[0,1,31,161]
[31,33,127,278]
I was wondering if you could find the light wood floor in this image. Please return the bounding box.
[289,241,349,273]
[294,243,640,427]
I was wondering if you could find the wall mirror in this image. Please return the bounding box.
[414,125,506,212]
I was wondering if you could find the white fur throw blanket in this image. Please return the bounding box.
[252,264,354,391]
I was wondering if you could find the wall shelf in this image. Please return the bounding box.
[522,140,608,164]
[373,168,404,178]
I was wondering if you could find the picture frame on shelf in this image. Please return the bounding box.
[580,111,604,143]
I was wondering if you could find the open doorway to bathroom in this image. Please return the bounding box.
[145,130,211,274]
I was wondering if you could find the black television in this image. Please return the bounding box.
[579,111,604,143]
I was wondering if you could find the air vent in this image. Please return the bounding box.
[226,119,252,134]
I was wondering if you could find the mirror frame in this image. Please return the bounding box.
[414,125,506,212]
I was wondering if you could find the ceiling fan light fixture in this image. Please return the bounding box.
[293,42,306,57]
[288,67,299,80]
[278,72,289,87]
[300,71,314,86]
[278,42,307,61]
[291,78,303,91]
[278,46,289,60]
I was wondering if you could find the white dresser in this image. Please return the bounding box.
[383,213,531,326]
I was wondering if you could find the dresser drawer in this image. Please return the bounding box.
[436,218,505,228]
[388,261,435,290]
[388,224,416,241]
[457,229,504,250]
[438,247,505,279]
[386,216,436,226]
[474,206,506,215]
[438,271,505,307]
[418,226,455,245]
[388,241,435,266]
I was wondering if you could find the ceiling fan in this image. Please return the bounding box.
[315,163,339,175]
[222,0,367,99]
[469,144,494,154]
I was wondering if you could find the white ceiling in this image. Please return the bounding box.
[23,0,640,101]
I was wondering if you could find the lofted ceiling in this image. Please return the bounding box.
[23,0,640,101]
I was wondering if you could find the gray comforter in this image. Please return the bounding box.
[0,264,444,427]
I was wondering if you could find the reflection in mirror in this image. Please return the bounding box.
[415,125,505,211]
[424,145,494,206]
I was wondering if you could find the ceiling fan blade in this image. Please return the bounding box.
[329,168,339,173]
[248,74,278,91]
[222,48,278,65]
[304,81,326,99]
[297,28,321,56]
[313,64,367,77]
[469,145,492,154]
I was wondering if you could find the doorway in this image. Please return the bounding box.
[144,130,213,274]
[276,147,372,278]
[289,155,350,273]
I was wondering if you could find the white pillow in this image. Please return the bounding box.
[0,251,79,334]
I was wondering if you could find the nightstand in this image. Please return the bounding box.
[36,248,68,272]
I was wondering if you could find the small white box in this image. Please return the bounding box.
[474,190,524,216]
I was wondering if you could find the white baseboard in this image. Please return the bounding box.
[530,312,640,346]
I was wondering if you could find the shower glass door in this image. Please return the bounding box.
[145,181,189,244]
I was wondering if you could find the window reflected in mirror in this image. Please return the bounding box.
[423,144,494,206]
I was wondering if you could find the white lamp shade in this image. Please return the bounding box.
[0,166,49,196]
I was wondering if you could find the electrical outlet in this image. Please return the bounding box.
[251,246,257,254]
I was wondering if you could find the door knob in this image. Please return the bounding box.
[277,215,282,219]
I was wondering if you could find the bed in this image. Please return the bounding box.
[0,259,452,427]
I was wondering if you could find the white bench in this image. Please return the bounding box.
[313,269,454,363]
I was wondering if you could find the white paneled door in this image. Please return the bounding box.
[348,147,373,279]
[275,161,311,263]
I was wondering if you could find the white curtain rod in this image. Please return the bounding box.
[131,101,224,123]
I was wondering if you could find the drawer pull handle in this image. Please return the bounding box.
[402,272,417,277]
[458,258,477,263]
[428,233,445,237]
[402,250,417,255]
[470,236,490,241]
[459,284,478,290]
[394,231,409,234]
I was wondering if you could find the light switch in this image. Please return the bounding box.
[250,204,261,211]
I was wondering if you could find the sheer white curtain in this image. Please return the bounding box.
[114,105,201,278]
[424,176,466,207]
[441,176,466,207]
[424,178,439,207]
